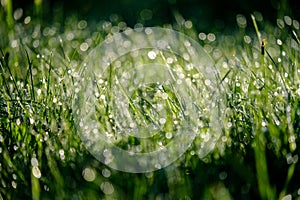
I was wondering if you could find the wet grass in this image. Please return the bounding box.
[0,8,300,200]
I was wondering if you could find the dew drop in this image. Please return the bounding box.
[159,118,166,125]
[147,50,156,60]
[204,79,211,86]
[165,132,172,139]
[82,167,96,182]
[100,182,114,195]
[11,181,17,189]
[29,118,35,124]
[31,157,39,167]
[102,168,111,178]
[80,42,89,52]
[32,166,41,179]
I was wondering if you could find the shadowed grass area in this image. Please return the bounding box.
[0,4,300,199]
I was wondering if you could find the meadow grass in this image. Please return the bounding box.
[0,7,300,200]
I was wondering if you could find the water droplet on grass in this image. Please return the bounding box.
[31,157,39,167]
[80,42,89,52]
[198,32,206,40]
[24,16,31,24]
[101,182,114,195]
[82,167,96,182]
[166,132,172,139]
[147,50,156,60]
[11,181,17,189]
[236,14,247,28]
[284,16,292,26]
[32,166,41,178]
[102,168,111,178]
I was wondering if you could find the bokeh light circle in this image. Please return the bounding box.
[73,27,224,173]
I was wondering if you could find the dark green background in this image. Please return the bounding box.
[12,0,300,31]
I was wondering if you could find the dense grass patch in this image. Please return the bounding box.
[0,6,300,199]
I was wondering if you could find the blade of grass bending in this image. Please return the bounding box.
[0,51,12,99]
[251,14,261,44]
[5,0,14,29]
[220,68,232,84]
[253,116,276,200]
[0,50,22,100]
[266,50,288,94]
[25,49,36,101]
[292,30,300,45]
[279,163,296,199]
[46,52,53,105]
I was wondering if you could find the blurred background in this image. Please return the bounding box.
[1,0,300,199]
[11,0,300,31]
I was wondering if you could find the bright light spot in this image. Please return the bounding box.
[281,194,292,200]
[24,16,31,24]
[14,8,23,20]
[183,53,190,60]
[284,16,292,26]
[161,93,168,100]
[80,42,89,52]
[78,20,87,29]
[166,132,172,139]
[222,136,227,142]
[82,167,96,182]
[277,39,282,45]
[59,149,64,156]
[198,32,206,40]
[277,19,285,29]
[102,168,111,178]
[244,35,251,44]
[53,97,57,103]
[147,51,156,60]
[293,20,299,30]
[128,122,135,128]
[100,182,114,195]
[12,181,17,189]
[178,73,185,79]
[75,87,80,93]
[207,33,216,42]
[282,51,286,56]
[227,122,232,128]
[66,32,74,41]
[166,57,173,64]
[184,20,193,29]
[159,118,166,125]
[31,157,39,167]
[204,79,211,86]
[29,118,35,125]
[296,88,300,96]
[236,14,247,28]
[32,166,41,179]
[155,163,161,169]
[33,40,39,48]
[11,40,18,48]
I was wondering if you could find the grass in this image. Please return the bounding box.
[0,5,300,200]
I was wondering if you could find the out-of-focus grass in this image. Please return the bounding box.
[0,4,300,200]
